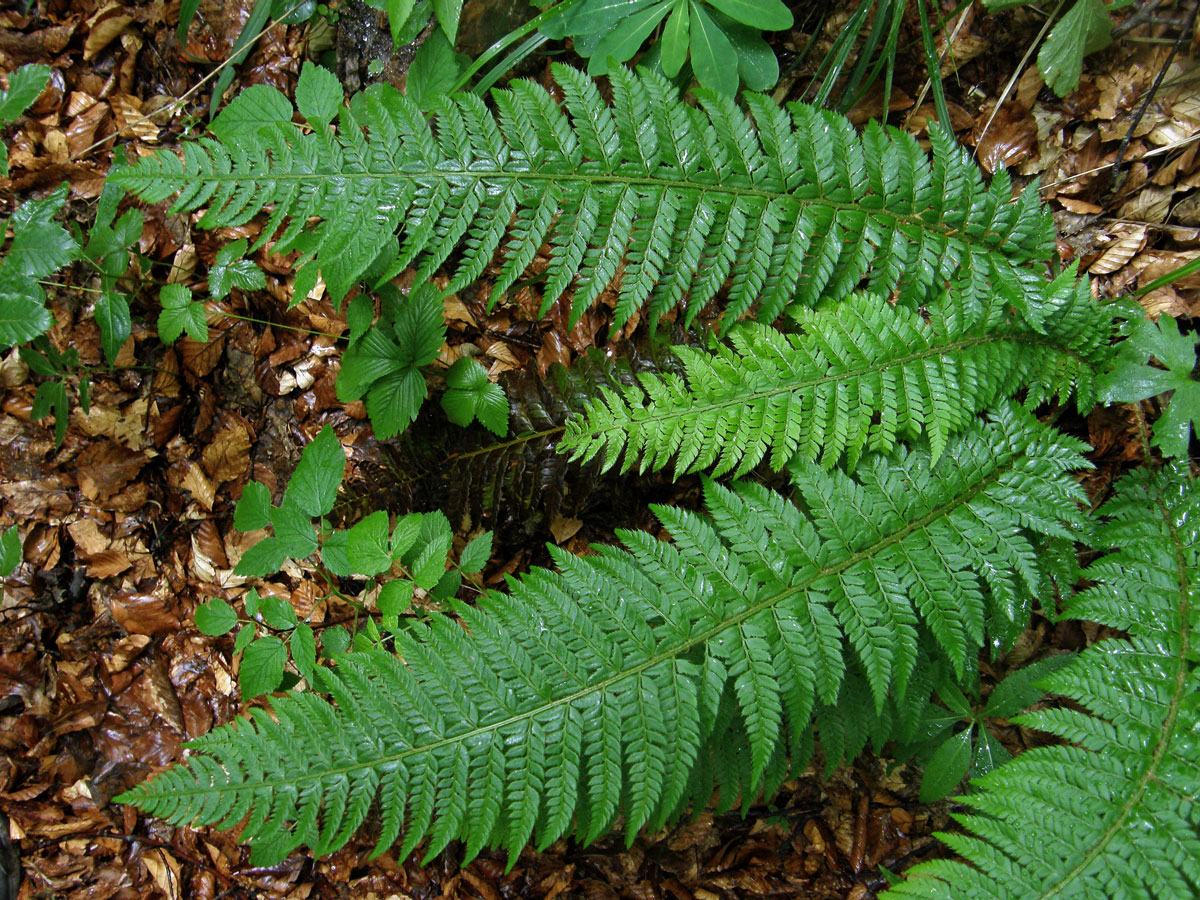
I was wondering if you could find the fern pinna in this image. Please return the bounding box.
[562,270,1114,475]
[118,407,1088,866]
[112,63,1054,329]
[888,462,1200,900]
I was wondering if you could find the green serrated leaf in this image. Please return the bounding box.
[0,64,51,123]
[321,625,351,658]
[983,654,1074,719]
[346,509,393,576]
[295,62,343,123]
[919,727,974,802]
[457,531,492,574]
[1100,315,1200,459]
[0,272,51,349]
[195,598,239,636]
[406,30,464,108]
[320,530,353,577]
[410,524,453,591]
[1038,0,1111,98]
[0,525,22,577]
[233,622,256,653]
[258,592,299,630]
[969,727,1012,780]
[283,426,345,518]
[366,367,428,439]
[7,185,78,279]
[378,578,414,615]
[235,481,272,532]
[209,239,266,301]
[390,513,423,558]
[388,0,417,45]
[210,83,293,142]
[95,292,131,364]
[239,636,287,698]
[271,501,319,559]
[346,294,374,344]
[430,568,460,601]
[234,536,289,577]
[291,622,317,684]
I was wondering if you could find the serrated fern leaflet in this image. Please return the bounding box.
[113,63,1055,328]
[117,407,1088,868]
[886,462,1200,900]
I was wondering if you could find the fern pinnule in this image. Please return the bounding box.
[561,273,1114,477]
[118,407,1088,867]
[888,462,1200,900]
[114,63,1056,326]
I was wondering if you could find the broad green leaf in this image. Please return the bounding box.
[726,18,777,91]
[1038,0,1111,97]
[235,481,272,532]
[282,426,345,518]
[195,598,239,636]
[378,578,413,615]
[270,501,319,559]
[210,82,292,141]
[406,30,465,108]
[431,0,463,43]
[6,185,77,278]
[458,531,492,575]
[321,625,351,658]
[32,379,67,447]
[295,62,342,124]
[705,0,791,30]
[473,384,509,436]
[320,530,354,577]
[919,727,973,802]
[660,1,690,78]
[95,292,131,364]
[158,283,208,344]
[0,64,51,123]
[969,727,1012,780]
[410,522,453,591]
[441,357,508,435]
[394,284,446,367]
[431,568,461,601]
[258,592,299,630]
[346,294,374,344]
[209,239,266,301]
[0,525,22,576]
[688,1,738,96]
[239,636,287,698]
[1100,315,1200,458]
[983,654,1074,719]
[346,509,393,576]
[388,0,417,46]
[291,623,317,684]
[233,622,256,653]
[390,512,423,558]
[589,0,673,74]
[337,327,407,401]
[234,536,289,577]
[366,367,428,439]
[0,273,51,349]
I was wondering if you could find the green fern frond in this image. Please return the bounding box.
[113,63,1055,325]
[889,462,1200,900]
[118,407,1088,866]
[561,271,1113,476]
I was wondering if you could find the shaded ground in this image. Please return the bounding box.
[1,1,1198,898]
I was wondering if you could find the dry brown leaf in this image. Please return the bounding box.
[75,440,148,501]
[109,592,179,636]
[201,422,251,484]
[83,4,133,61]
[1089,224,1147,274]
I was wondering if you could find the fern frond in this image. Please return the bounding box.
[561,272,1114,476]
[889,462,1200,900]
[118,407,1088,866]
[113,64,1055,324]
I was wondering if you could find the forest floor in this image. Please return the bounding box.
[0,1,1198,898]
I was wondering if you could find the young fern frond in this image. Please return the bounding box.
[118,407,1089,867]
[113,64,1055,327]
[561,271,1114,476]
[888,462,1200,900]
